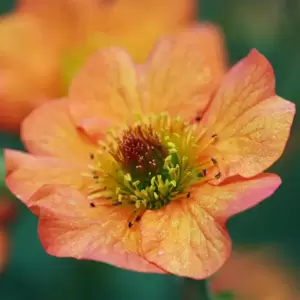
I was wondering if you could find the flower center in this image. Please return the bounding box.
[84,114,219,227]
[114,125,167,185]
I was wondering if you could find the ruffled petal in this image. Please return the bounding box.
[5,150,88,205]
[139,24,226,120]
[69,47,142,137]
[140,173,280,279]
[30,185,165,273]
[21,99,95,163]
[199,50,295,177]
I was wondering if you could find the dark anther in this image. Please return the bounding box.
[104,186,107,190]
[215,172,221,179]
[202,169,207,176]
[90,202,96,208]
[195,116,201,122]
[186,192,191,198]
[128,221,134,228]
[211,157,217,165]
[90,153,95,160]
[112,202,122,206]
[135,215,142,222]
[212,134,218,138]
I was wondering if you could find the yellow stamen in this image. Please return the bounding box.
[84,113,217,226]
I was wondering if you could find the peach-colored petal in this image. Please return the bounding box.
[30,185,165,273]
[199,50,295,177]
[140,198,231,279]
[140,173,280,279]
[5,150,88,206]
[4,149,36,175]
[201,49,275,130]
[139,24,226,120]
[195,173,281,222]
[76,118,114,144]
[21,99,95,163]
[69,47,142,136]
[214,96,295,177]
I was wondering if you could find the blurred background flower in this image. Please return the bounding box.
[0,198,16,272]
[211,247,300,299]
[0,0,197,132]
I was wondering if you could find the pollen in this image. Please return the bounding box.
[83,113,220,227]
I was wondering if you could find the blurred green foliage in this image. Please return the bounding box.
[1,0,300,299]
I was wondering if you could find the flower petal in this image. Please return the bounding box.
[139,24,226,120]
[200,50,295,177]
[201,49,275,130]
[69,47,142,137]
[30,185,165,274]
[195,173,281,222]
[5,150,88,205]
[4,149,36,175]
[215,96,295,177]
[140,173,280,279]
[140,199,231,279]
[21,99,95,163]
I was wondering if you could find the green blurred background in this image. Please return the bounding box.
[1,0,300,299]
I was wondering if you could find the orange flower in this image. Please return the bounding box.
[5,28,295,279]
[0,198,16,272]
[0,0,197,132]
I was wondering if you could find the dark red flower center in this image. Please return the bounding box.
[115,125,167,183]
